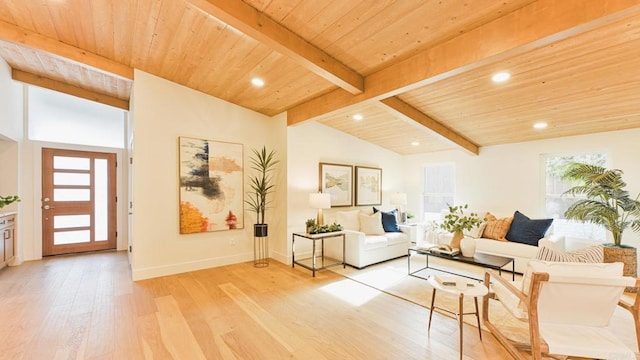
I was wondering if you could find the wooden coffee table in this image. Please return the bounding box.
[408,246,515,281]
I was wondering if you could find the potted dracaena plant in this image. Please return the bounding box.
[245,146,278,238]
[562,162,640,285]
[440,204,484,250]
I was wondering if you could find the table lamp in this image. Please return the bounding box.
[309,193,331,225]
[390,192,408,223]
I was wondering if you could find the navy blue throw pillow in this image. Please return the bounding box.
[505,211,553,246]
[373,207,401,232]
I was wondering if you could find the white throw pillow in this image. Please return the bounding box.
[358,211,385,235]
[336,210,360,231]
[464,222,487,238]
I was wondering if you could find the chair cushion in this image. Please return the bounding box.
[521,260,624,295]
[541,323,636,359]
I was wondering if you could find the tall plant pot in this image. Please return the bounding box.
[603,245,637,292]
[253,224,269,268]
[254,224,268,237]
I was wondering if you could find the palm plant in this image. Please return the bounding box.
[245,146,278,226]
[562,162,640,247]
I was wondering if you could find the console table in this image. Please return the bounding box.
[292,231,345,277]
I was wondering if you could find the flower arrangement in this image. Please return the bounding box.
[440,204,483,234]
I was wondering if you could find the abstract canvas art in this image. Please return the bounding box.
[319,162,352,207]
[179,137,243,233]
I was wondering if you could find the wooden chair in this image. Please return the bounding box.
[482,261,639,360]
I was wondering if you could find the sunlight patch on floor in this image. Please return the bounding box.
[320,279,380,306]
[346,265,407,290]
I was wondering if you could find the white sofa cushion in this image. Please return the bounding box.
[476,238,539,260]
[359,211,385,235]
[385,232,409,246]
[336,210,360,231]
[363,235,389,250]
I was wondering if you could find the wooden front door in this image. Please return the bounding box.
[42,148,117,256]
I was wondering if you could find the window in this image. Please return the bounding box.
[28,87,125,148]
[544,153,606,240]
[423,163,455,220]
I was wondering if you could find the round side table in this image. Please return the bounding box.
[427,276,489,360]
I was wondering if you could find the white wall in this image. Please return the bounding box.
[0,57,23,265]
[403,128,640,250]
[286,121,406,261]
[130,70,287,280]
[0,58,23,141]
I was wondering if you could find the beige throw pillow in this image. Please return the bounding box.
[358,211,385,235]
[482,212,513,241]
[336,210,360,231]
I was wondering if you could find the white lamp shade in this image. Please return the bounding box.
[309,193,331,209]
[390,192,407,206]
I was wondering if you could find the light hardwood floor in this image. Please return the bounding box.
[0,251,532,359]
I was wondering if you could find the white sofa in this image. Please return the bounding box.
[428,232,565,273]
[326,209,411,269]
[339,229,410,268]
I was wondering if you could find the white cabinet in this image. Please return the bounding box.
[0,213,16,269]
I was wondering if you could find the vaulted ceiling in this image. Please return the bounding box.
[1,0,639,155]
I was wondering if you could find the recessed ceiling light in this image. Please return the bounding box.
[491,72,511,83]
[251,77,265,87]
[411,141,420,146]
[352,114,363,121]
[533,122,548,129]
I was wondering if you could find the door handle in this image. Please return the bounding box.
[42,205,54,210]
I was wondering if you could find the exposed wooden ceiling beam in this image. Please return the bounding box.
[0,20,133,81]
[12,69,130,111]
[378,97,479,155]
[287,0,640,126]
[185,0,364,94]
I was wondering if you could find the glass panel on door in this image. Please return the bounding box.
[53,156,90,170]
[54,214,91,228]
[54,230,91,245]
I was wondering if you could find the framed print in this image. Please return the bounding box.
[319,162,353,207]
[355,166,382,206]
[179,137,243,233]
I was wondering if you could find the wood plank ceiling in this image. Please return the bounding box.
[0,0,639,155]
